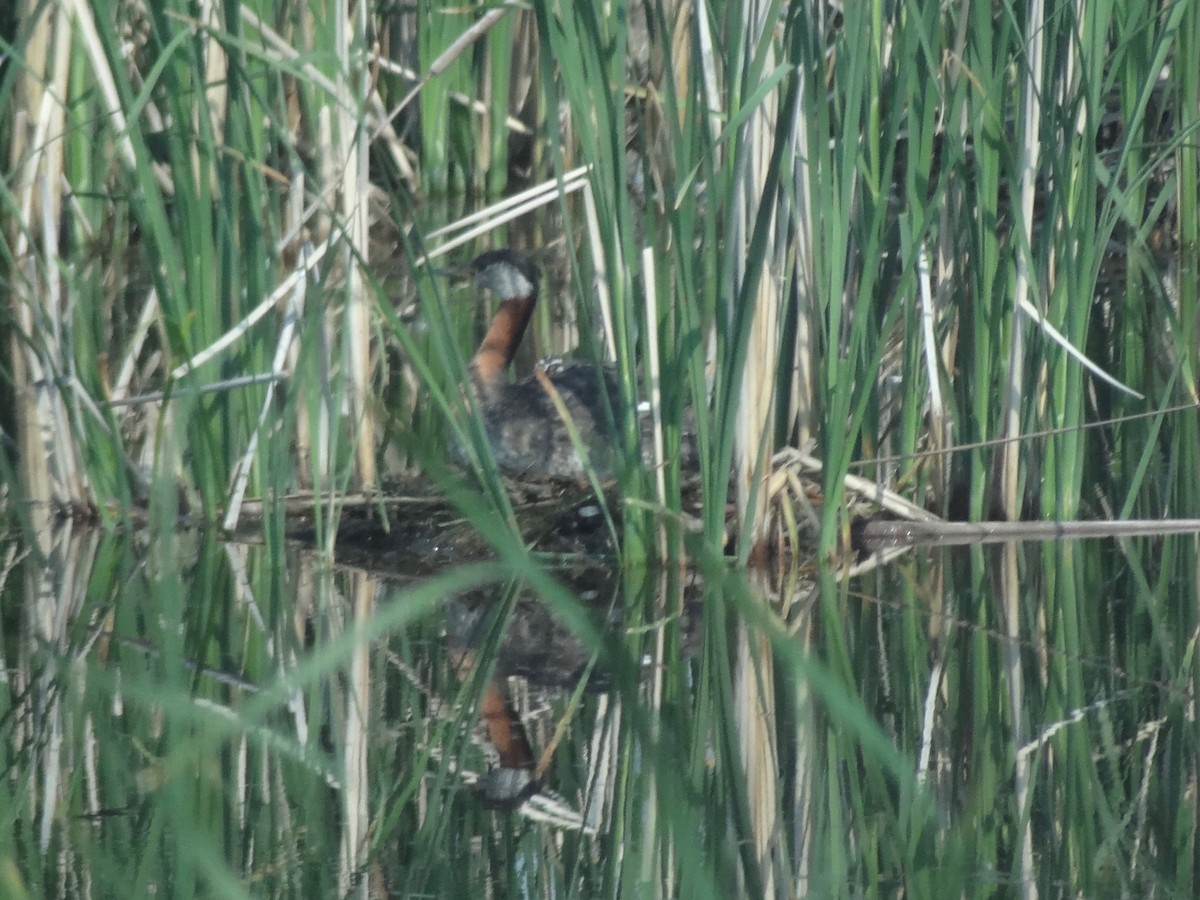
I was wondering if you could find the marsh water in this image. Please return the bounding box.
[3,515,1198,897]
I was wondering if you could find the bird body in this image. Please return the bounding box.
[473,357,625,477]
[458,249,694,478]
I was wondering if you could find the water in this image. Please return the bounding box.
[3,522,1197,897]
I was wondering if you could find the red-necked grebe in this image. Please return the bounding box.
[456,248,695,478]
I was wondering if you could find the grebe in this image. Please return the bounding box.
[456,248,695,478]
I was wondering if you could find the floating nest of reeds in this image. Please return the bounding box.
[252,447,925,576]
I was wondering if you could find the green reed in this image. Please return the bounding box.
[3,0,1200,896]
[3,0,1193,538]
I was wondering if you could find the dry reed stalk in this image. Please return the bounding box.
[733,0,782,560]
[222,262,308,531]
[340,0,377,491]
[582,180,617,360]
[789,77,815,450]
[639,569,670,889]
[694,0,724,143]
[642,248,668,557]
[373,2,518,142]
[1001,538,1038,900]
[1001,0,1046,523]
[734,592,781,897]
[25,524,98,851]
[284,174,318,489]
[423,166,591,264]
[667,0,693,111]
[918,245,950,502]
[196,2,227,193]
[112,288,162,400]
[237,7,419,186]
[170,242,329,379]
[581,693,617,834]
[787,595,815,893]
[366,55,537,133]
[339,571,376,892]
[1005,9,1046,890]
[65,0,172,192]
[9,0,84,511]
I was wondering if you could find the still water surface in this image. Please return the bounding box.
[3,522,1196,897]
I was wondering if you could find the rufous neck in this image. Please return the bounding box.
[480,680,535,770]
[470,294,536,385]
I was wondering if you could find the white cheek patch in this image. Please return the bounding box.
[484,267,533,298]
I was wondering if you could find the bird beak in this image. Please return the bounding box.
[431,260,474,284]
